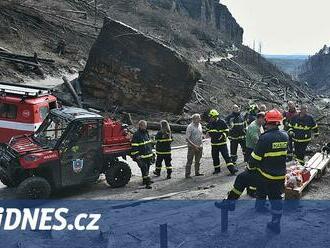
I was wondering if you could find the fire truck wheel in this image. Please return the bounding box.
[106,161,132,188]
[16,177,51,199]
[0,167,16,188]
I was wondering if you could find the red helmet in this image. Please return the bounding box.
[265,109,283,124]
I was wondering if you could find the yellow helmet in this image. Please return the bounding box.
[209,109,219,117]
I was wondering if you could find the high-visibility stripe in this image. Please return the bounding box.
[131,140,152,146]
[257,168,285,180]
[142,176,149,179]
[0,120,42,132]
[226,163,234,167]
[232,122,245,126]
[166,167,173,169]
[291,124,312,130]
[207,129,229,133]
[264,151,287,157]
[295,157,305,163]
[249,186,257,190]
[232,187,242,195]
[293,137,311,143]
[311,125,318,130]
[214,165,221,168]
[155,139,173,142]
[155,167,162,169]
[131,151,139,155]
[141,153,154,159]
[246,165,256,171]
[229,136,245,140]
[211,142,227,146]
[156,151,171,155]
[251,152,262,161]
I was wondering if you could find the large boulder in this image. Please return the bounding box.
[79,18,200,113]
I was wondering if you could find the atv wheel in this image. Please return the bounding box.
[17,177,51,199]
[106,161,131,188]
[0,166,16,187]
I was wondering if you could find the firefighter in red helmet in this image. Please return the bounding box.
[215,109,288,234]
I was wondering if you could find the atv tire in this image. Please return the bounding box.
[0,166,16,188]
[17,177,51,199]
[106,161,131,188]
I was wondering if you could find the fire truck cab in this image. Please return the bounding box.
[0,82,57,143]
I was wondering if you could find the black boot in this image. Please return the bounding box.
[153,170,161,177]
[213,168,221,175]
[214,199,236,211]
[255,199,268,213]
[267,217,281,234]
[145,177,152,189]
[247,187,257,198]
[166,173,171,179]
[228,165,238,175]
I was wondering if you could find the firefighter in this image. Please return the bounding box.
[283,101,297,161]
[131,120,155,189]
[225,104,247,164]
[215,109,288,234]
[206,109,237,175]
[153,120,173,179]
[288,104,319,165]
[245,104,259,125]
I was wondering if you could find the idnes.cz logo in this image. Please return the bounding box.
[0,208,101,231]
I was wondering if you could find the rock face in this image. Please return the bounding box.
[299,45,330,93]
[79,18,200,113]
[148,0,243,44]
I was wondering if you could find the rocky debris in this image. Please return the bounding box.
[79,18,200,114]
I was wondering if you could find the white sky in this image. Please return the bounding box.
[220,0,330,55]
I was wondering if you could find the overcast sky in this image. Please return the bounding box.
[220,0,330,55]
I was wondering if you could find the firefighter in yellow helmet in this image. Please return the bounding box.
[206,109,238,175]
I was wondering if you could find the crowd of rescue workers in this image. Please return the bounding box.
[130,101,319,234]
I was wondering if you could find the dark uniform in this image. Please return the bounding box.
[225,112,247,163]
[251,127,288,224]
[206,118,236,174]
[283,108,297,160]
[288,114,319,165]
[131,129,154,186]
[154,131,173,178]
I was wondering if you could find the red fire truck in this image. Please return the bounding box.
[0,82,57,143]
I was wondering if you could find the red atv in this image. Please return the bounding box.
[0,106,132,199]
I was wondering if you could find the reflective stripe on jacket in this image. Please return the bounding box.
[206,118,229,146]
[155,131,173,154]
[131,129,153,159]
[225,112,247,140]
[288,114,318,143]
[249,127,289,180]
